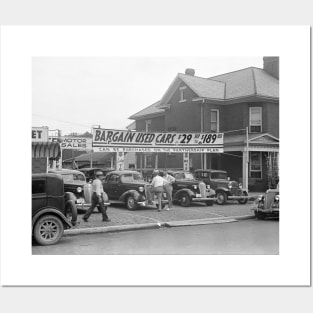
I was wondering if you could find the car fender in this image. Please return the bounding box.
[65,191,77,201]
[32,207,72,229]
[215,187,230,194]
[119,190,140,202]
[173,188,195,200]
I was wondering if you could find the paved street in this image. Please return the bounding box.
[32,219,279,255]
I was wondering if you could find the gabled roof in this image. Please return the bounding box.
[129,100,165,120]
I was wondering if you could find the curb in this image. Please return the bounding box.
[63,214,256,236]
[64,222,161,237]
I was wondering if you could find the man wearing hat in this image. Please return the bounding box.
[82,171,110,222]
[150,169,164,212]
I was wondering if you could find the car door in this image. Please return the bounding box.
[103,174,120,200]
[32,177,47,216]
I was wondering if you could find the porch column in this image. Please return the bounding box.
[155,153,158,169]
[203,153,207,169]
[242,151,249,190]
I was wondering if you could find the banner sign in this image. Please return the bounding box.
[92,128,223,153]
[32,127,48,142]
[60,137,92,150]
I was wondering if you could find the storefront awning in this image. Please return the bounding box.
[32,142,61,159]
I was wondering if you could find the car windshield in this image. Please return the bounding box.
[175,172,195,180]
[62,173,86,183]
[211,172,228,180]
[120,173,144,183]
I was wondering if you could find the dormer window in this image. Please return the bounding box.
[179,86,187,102]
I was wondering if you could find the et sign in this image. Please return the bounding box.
[32,127,48,142]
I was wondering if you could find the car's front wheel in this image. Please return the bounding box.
[33,215,64,245]
[179,193,191,207]
[216,191,227,205]
[238,191,248,204]
[126,195,138,210]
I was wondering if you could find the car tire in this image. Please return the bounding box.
[255,211,266,220]
[238,191,248,204]
[216,191,227,205]
[179,193,191,207]
[126,195,138,211]
[65,200,78,225]
[33,215,64,246]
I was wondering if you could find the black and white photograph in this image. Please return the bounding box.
[0,25,310,288]
[31,56,280,255]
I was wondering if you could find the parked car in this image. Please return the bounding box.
[32,173,76,245]
[79,167,114,182]
[167,170,216,207]
[103,170,167,210]
[48,169,110,211]
[194,169,249,205]
[253,188,279,219]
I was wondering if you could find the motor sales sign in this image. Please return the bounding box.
[60,137,92,150]
[92,128,223,153]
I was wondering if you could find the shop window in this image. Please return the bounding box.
[179,86,187,102]
[249,107,262,133]
[210,109,219,133]
[145,155,153,168]
[32,180,45,194]
[250,152,262,179]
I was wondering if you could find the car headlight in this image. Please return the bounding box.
[193,185,198,189]
[239,183,242,188]
[206,185,210,189]
[138,186,144,192]
[275,195,280,201]
[77,187,83,193]
[257,195,264,201]
[228,182,232,188]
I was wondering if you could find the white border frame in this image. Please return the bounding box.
[0,26,311,286]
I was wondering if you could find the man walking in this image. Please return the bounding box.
[162,170,175,210]
[82,171,110,222]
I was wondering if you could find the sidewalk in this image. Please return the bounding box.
[64,192,262,236]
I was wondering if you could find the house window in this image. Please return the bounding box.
[145,155,153,168]
[179,86,187,102]
[145,120,151,132]
[250,152,262,179]
[210,109,219,132]
[249,107,262,133]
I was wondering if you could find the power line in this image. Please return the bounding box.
[32,114,91,128]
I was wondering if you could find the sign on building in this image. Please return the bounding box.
[92,128,224,153]
[60,137,92,150]
[32,127,48,142]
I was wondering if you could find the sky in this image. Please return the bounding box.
[32,56,263,135]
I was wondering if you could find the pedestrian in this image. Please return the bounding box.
[82,171,110,222]
[150,169,164,212]
[162,170,175,210]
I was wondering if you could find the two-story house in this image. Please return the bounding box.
[129,57,279,191]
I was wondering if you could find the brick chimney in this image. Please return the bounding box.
[185,68,195,76]
[263,57,279,79]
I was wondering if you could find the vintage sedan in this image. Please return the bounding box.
[48,169,110,211]
[103,170,167,210]
[167,170,216,207]
[194,169,249,205]
[32,173,75,245]
[253,188,279,219]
